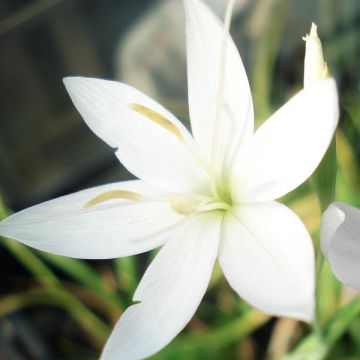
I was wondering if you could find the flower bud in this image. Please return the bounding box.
[303,23,329,88]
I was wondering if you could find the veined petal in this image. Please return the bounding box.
[0,181,185,259]
[219,202,315,321]
[101,212,222,359]
[184,0,254,165]
[232,79,338,202]
[64,77,209,194]
[321,202,360,290]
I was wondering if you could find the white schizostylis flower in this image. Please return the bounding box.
[321,202,360,290]
[0,0,339,359]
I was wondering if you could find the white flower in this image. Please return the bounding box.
[321,202,360,290]
[0,0,339,358]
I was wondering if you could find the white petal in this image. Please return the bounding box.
[64,77,209,194]
[101,212,221,359]
[0,181,185,259]
[320,202,346,259]
[219,202,315,321]
[184,0,254,165]
[321,202,360,290]
[232,79,339,202]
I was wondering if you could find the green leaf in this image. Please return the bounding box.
[0,287,111,343]
[39,252,122,308]
[283,296,360,360]
[153,310,269,359]
[312,139,337,213]
[114,256,138,294]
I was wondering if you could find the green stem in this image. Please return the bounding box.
[311,138,337,337]
[314,249,324,338]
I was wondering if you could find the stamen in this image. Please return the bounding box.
[84,190,140,208]
[171,197,199,215]
[130,103,184,143]
[198,201,230,212]
[130,103,212,178]
[171,195,231,216]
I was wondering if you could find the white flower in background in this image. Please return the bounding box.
[0,0,339,358]
[321,202,360,290]
[304,24,360,291]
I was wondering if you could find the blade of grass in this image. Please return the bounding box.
[249,0,291,125]
[0,287,111,348]
[114,256,138,295]
[3,238,60,287]
[39,252,123,307]
[0,196,111,344]
[1,238,111,342]
[153,310,269,359]
[283,296,360,360]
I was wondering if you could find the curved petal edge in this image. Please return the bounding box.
[321,201,360,289]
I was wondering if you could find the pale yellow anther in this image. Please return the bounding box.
[171,197,199,216]
[130,103,184,143]
[84,190,140,208]
[303,23,330,89]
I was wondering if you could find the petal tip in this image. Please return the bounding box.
[63,77,79,95]
[63,76,85,91]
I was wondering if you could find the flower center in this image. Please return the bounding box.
[170,175,233,216]
[213,177,233,207]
